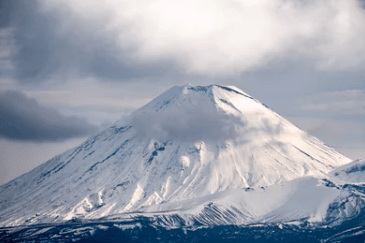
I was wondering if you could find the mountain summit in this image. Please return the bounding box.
[0,84,351,227]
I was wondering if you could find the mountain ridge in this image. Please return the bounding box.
[0,84,352,227]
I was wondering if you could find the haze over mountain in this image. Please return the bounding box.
[0,85,356,229]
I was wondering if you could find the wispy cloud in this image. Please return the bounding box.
[132,101,244,142]
[131,87,284,143]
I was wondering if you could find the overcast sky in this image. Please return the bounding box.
[1,0,365,185]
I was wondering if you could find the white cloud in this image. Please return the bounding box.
[39,0,365,75]
[131,93,245,142]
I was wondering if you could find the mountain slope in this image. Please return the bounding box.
[0,84,351,227]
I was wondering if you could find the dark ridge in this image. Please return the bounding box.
[81,139,131,179]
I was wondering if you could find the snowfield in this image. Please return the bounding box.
[0,84,360,229]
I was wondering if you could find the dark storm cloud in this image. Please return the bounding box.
[0,90,98,141]
[4,0,171,83]
[3,0,365,82]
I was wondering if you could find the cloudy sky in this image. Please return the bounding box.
[1,0,365,185]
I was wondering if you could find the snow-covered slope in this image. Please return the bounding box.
[0,84,352,227]
[329,159,365,185]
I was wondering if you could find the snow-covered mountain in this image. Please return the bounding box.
[0,84,354,228]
